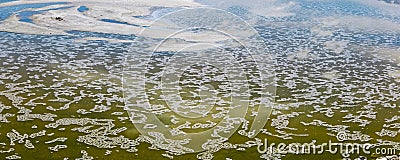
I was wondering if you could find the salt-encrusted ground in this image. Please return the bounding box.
[0,0,399,159]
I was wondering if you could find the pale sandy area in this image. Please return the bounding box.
[355,45,400,80]
[310,26,334,37]
[324,40,349,54]
[0,14,66,35]
[0,0,203,35]
[0,0,260,52]
[358,0,400,16]
[321,70,340,80]
[370,47,400,64]
[315,15,400,33]
[304,0,400,17]
[73,37,135,43]
[198,0,297,18]
[388,70,400,82]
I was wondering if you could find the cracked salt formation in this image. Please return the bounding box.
[0,0,399,159]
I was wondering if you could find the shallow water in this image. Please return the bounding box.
[0,0,399,160]
[77,6,88,13]
[18,6,73,23]
[0,2,68,21]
